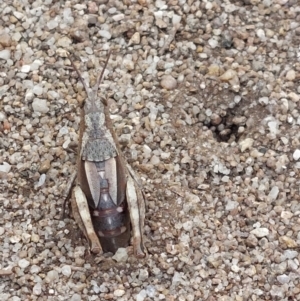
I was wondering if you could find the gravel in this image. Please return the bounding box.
[1,0,300,300]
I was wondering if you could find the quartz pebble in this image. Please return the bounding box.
[112,248,128,262]
[239,138,254,152]
[136,289,147,301]
[114,289,125,297]
[70,294,81,301]
[45,270,59,283]
[18,259,30,269]
[268,186,279,201]
[286,70,296,81]
[0,162,11,173]
[0,49,11,60]
[0,227,4,235]
[293,149,300,160]
[33,283,42,295]
[251,228,269,238]
[160,75,177,90]
[32,99,49,113]
[61,265,72,277]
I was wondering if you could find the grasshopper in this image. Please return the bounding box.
[66,51,146,258]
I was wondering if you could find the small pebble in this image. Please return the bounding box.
[160,75,177,90]
[286,70,296,81]
[61,265,72,277]
[136,289,147,301]
[239,138,254,152]
[70,294,81,301]
[219,69,237,81]
[112,248,128,262]
[277,274,290,284]
[138,269,149,281]
[32,99,49,113]
[45,270,59,283]
[0,49,11,60]
[0,33,11,47]
[98,30,111,39]
[33,283,42,295]
[251,228,269,238]
[293,149,300,160]
[18,259,30,269]
[129,32,140,45]
[114,289,125,297]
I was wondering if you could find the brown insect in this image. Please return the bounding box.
[66,51,146,257]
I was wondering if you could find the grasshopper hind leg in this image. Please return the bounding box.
[71,186,102,254]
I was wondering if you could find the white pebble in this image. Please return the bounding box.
[112,248,128,262]
[70,294,81,301]
[36,174,46,187]
[18,259,30,269]
[225,200,238,211]
[0,227,4,235]
[112,14,124,21]
[32,85,43,95]
[0,49,11,60]
[32,98,49,113]
[12,32,22,42]
[33,283,42,295]
[239,138,254,152]
[47,20,58,30]
[0,111,6,122]
[172,14,181,25]
[268,186,279,201]
[61,265,72,277]
[114,289,125,297]
[31,60,43,71]
[182,221,193,231]
[251,228,269,238]
[277,274,290,284]
[283,250,298,259]
[219,69,237,81]
[138,269,149,281]
[59,126,69,136]
[146,285,156,298]
[256,28,266,40]
[99,30,111,39]
[221,175,230,182]
[281,211,293,219]
[0,162,11,173]
[13,11,24,20]
[259,97,269,105]
[21,65,31,73]
[268,120,278,135]
[136,289,147,301]
[45,270,59,283]
[231,264,240,273]
[208,38,218,48]
[293,149,300,160]
[172,272,184,286]
[161,152,170,159]
[30,265,41,274]
[57,36,72,47]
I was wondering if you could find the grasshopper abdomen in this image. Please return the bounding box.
[91,178,131,252]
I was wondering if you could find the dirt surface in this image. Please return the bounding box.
[1,0,300,300]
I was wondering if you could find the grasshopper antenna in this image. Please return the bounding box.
[94,50,112,92]
[68,53,89,92]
